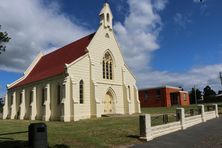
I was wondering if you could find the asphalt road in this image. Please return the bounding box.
[133,117,222,148]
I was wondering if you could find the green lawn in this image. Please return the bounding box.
[0,117,142,148]
[0,104,221,148]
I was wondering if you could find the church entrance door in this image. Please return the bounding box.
[104,91,114,114]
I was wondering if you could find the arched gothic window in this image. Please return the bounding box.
[102,52,113,80]
[79,80,84,104]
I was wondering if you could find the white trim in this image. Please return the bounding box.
[140,86,183,91]
[24,52,44,76]
[179,91,189,94]
[124,64,137,81]
[7,52,44,89]
[96,81,122,86]
[66,53,89,68]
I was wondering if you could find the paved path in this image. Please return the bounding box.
[133,117,222,148]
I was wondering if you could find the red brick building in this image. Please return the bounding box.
[139,86,190,107]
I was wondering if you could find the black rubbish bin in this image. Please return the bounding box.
[28,123,48,148]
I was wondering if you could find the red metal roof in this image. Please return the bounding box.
[11,33,95,89]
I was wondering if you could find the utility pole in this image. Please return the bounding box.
[194,85,197,104]
[219,72,222,87]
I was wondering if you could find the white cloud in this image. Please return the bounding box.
[0,0,92,72]
[114,0,165,70]
[114,0,222,92]
[153,0,168,10]
[193,0,206,3]
[173,13,192,29]
[137,64,222,91]
[193,0,200,3]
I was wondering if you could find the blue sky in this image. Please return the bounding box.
[0,0,222,97]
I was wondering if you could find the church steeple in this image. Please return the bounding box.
[99,2,113,30]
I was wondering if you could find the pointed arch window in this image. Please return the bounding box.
[79,80,84,104]
[102,52,113,80]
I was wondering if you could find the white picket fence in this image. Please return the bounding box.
[140,104,219,141]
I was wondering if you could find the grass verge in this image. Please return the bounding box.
[0,104,221,147]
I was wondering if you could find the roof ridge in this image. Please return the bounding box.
[45,32,96,57]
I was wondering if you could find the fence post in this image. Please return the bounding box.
[212,104,219,118]
[176,108,185,130]
[198,105,205,122]
[139,114,152,141]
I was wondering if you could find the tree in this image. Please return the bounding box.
[0,25,11,54]
[189,88,202,104]
[0,97,3,113]
[203,85,216,98]
[218,90,222,95]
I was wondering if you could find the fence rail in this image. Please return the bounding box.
[140,104,219,141]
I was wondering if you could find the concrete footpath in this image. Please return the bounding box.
[132,117,222,148]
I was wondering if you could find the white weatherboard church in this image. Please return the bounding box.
[2,2,141,122]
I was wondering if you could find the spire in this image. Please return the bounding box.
[99,2,113,30]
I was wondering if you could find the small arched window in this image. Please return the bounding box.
[79,80,84,104]
[128,86,131,100]
[107,13,110,23]
[57,85,61,105]
[42,88,45,106]
[102,52,113,80]
[11,94,13,105]
[30,90,33,104]
[19,93,22,104]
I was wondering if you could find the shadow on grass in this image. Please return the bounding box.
[0,140,28,148]
[0,131,28,136]
[0,131,69,148]
[51,144,70,148]
[127,135,140,139]
[127,135,147,142]
[0,139,70,148]
[0,131,29,148]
